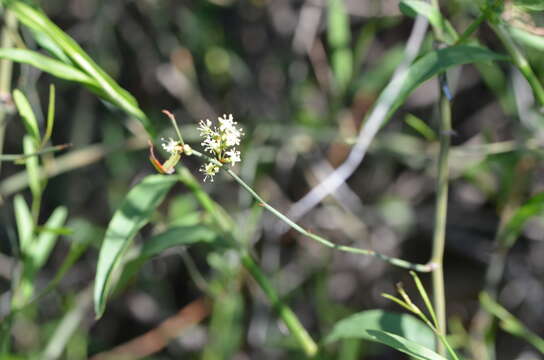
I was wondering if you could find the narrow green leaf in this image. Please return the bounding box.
[27,26,73,64]
[363,329,447,360]
[480,292,544,354]
[14,194,34,255]
[7,2,154,135]
[94,175,177,318]
[328,0,350,48]
[509,26,544,51]
[43,84,55,146]
[140,225,218,259]
[326,309,436,350]
[114,225,218,295]
[498,192,544,248]
[410,271,439,329]
[23,135,42,199]
[328,0,352,92]
[404,114,437,141]
[383,45,508,123]
[31,206,68,269]
[399,0,458,43]
[0,49,97,86]
[13,89,40,143]
[382,294,416,313]
[513,0,544,11]
[399,0,443,33]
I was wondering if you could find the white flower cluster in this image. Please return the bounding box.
[198,114,244,182]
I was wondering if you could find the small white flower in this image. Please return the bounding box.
[161,137,179,154]
[225,148,241,166]
[201,136,221,153]
[218,114,235,132]
[198,119,214,136]
[196,113,244,181]
[200,162,220,182]
[218,114,244,147]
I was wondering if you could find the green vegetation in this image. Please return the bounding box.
[1,0,544,359]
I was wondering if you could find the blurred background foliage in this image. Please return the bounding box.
[1,0,544,359]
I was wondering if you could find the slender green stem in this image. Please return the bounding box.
[455,13,485,45]
[241,251,318,357]
[189,149,432,272]
[439,334,460,360]
[491,23,544,107]
[430,78,452,356]
[177,166,319,357]
[0,10,17,176]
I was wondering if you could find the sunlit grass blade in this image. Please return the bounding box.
[13,89,40,144]
[326,309,436,350]
[42,84,55,146]
[0,49,97,86]
[480,292,544,354]
[5,1,154,135]
[94,175,177,318]
[23,135,42,202]
[13,194,34,255]
[498,191,544,248]
[363,330,447,360]
[410,271,439,330]
[31,206,68,269]
[404,113,437,141]
[399,0,458,43]
[328,0,352,93]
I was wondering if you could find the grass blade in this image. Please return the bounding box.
[498,191,544,248]
[23,135,42,200]
[480,292,544,353]
[6,2,154,134]
[0,49,97,86]
[384,45,508,123]
[363,329,447,360]
[328,0,352,93]
[31,206,68,269]
[42,84,55,146]
[326,309,436,350]
[13,194,34,255]
[13,89,40,144]
[94,175,177,318]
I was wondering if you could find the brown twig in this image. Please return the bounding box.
[90,297,210,360]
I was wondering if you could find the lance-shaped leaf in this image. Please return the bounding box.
[5,1,154,135]
[94,175,177,318]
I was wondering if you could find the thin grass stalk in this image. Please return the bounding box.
[430,74,452,356]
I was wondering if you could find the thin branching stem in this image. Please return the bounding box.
[190,149,433,272]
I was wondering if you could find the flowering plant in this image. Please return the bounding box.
[149,111,244,182]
